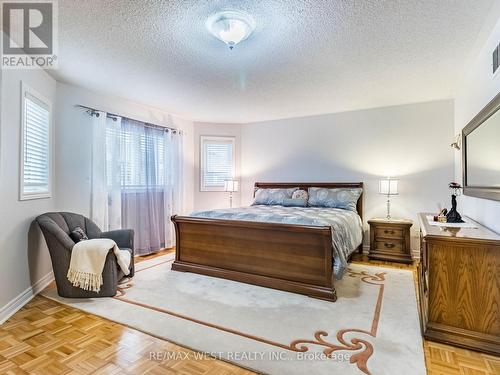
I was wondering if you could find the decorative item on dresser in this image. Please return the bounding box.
[368,218,413,264]
[446,182,464,223]
[418,213,500,355]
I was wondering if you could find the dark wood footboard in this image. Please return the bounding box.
[171,216,337,301]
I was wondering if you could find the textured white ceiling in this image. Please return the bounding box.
[51,0,496,123]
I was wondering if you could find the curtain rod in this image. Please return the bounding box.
[75,104,180,133]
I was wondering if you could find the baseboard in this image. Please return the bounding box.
[0,271,54,325]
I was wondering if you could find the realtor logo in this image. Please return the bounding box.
[1,0,58,69]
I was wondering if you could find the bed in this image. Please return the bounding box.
[171,182,364,301]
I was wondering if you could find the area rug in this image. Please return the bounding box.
[42,254,426,375]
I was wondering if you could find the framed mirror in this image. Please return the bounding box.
[462,91,500,201]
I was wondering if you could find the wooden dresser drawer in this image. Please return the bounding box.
[375,226,404,239]
[375,239,404,253]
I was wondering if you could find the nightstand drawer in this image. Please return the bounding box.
[375,239,404,253]
[374,226,404,239]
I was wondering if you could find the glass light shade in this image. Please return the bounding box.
[379,178,399,195]
[206,10,255,49]
[224,179,239,192]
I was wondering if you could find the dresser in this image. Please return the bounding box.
[368,218,413,263]
[418,213,500,355]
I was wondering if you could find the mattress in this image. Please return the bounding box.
[190,205,363,279]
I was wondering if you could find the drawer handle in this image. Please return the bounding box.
[384,230,395,234]
[384,242,395,248]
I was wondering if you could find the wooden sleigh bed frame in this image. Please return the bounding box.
[171,182,363,302]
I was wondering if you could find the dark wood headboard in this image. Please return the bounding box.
[254,182,364,220]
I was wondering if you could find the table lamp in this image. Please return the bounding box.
[379,178,399,220]
[224,179,239,208]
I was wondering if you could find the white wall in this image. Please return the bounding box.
[241,100,455,252]
[193,122,241,210]
[455,14,500,233]
[0,68,57,319]
[55,83,195,216]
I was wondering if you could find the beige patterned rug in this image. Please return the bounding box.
[42,254,425,375]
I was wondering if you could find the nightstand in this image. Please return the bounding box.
[368,218,413,264]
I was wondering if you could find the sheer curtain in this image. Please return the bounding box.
[106,116,123,230]
[91,113,183,255]
[90,111,108,229]
[164,129,183,248]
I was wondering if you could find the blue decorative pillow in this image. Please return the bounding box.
[307,187,362,211]
[252,187,299,205]
[282,198,307,207]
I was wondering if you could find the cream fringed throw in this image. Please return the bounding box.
[67,238,131,292]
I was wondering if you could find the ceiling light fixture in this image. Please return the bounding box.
[206,10,255,49]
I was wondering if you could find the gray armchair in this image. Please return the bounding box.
[36,212,134,298]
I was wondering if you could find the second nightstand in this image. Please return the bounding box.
[368,218,413,264]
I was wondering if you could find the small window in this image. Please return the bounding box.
[20,83,52,200]
[200,136,235,191]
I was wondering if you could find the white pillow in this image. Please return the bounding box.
[292,189,308,200]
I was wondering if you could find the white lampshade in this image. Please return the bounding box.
[224,179,239,192]
[379,178,399,195]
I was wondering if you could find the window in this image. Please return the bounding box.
[200,136,235,191]
[105,119,166,190]
[20,83,52,200]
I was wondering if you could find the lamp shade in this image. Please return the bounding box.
[224,179,239,192]
[379,178,399,195]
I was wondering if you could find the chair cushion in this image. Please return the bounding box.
[69,227,88,243]
[59,212,101,239]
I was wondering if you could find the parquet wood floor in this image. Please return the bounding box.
[0,251,497,374]
[350,253,500,375]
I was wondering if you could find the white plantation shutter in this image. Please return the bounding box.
[21,85,51,199]
[201,136,235,191]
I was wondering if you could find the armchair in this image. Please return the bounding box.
[36,212,134,298]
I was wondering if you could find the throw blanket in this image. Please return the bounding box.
[67,238,131,292]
